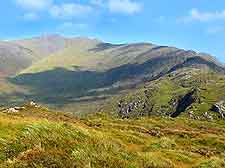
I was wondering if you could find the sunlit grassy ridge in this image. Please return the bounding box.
[18,39,200,75]
[0,105,225,167]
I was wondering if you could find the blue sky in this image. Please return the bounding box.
[0,0,225,62]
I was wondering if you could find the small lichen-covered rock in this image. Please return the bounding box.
[29,101,40,108]
[7,108,19,113]
[30,101,36,106]
[203,112,213,121]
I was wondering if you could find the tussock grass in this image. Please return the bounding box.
[0,107,225,167]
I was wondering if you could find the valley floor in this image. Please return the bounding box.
[0,105,225,168]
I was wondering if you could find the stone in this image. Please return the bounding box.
[7,108,19,113]
[30,101,37,106]
[203,112,213,121]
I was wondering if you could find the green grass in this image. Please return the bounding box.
[0,106,225,167]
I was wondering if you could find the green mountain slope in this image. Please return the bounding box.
[104,68,225,120]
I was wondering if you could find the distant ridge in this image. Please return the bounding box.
[0,34,224,109]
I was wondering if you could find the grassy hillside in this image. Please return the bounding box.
[0,105,225,167]
[104,68,225,119]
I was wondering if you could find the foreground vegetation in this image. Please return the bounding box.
[0,105,225,168]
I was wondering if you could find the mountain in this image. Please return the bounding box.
[18,41,224,74]
[12,34,67,61]
[0,41,34,77]
[1,35,225,167]
[0,35,224,114]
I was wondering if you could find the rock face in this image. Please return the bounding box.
[118,99,147,118]
[211,101,225,119]
[171,88,200,118]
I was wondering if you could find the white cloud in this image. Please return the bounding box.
[15,0,143,22]
[23,12,39,21]
[188,8,225,22]
[15,0,53,11]
[206,26,224,34]
[49,3,93,19]
[108,0,142,15]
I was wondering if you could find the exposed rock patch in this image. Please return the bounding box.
[118,99,147,118]
[211,101,225,119]
[3,106,25,113]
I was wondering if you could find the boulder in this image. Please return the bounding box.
[7,108,19,113]
[29,101,40,108]
[14,106,25,110]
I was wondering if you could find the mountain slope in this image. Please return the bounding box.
[0,35,224,112]
[12,34,67,61]
[19,41,222,74]
[103,68,225,120]
[13,35,101,63]
[0,41,34,76]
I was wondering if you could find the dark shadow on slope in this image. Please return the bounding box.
[168,56,225,74]
[8,55,225,107]
[89,43,125,52]
[9,56,183,106]
[171,88,200,118]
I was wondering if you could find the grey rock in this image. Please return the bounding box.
[211,101,225,119]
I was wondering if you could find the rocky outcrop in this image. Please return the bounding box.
[3,106,25,113]
[118,99,147,118]
[1,101,40,114]
[211,101,225,119]
[171,88,200,118]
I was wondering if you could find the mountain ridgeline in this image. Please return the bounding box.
[0,35,225,118]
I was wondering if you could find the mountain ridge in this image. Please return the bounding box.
[0,34,225,114]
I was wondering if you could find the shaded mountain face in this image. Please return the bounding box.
[0,35,224,111]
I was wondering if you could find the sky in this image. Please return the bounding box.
[0,0,225,62]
